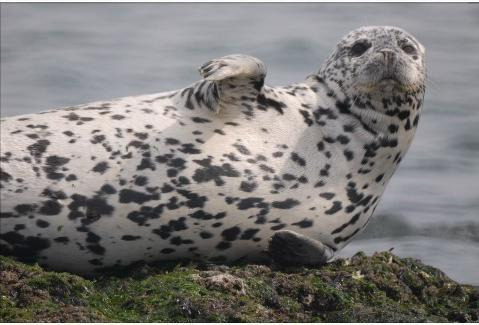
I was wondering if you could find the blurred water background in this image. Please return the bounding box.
[1,3,478,285]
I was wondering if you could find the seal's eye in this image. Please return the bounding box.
[402,44,416,55]
[350,41,371,57]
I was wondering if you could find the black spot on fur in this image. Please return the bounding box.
[413,115,420,127]
[14,224,25,231]
[292,218,313,228]
[179,143,201,155]
[134,176,148,187]
[0,212,18,218]
[325,201,342,215]
[90,135,106,144]
[26,124,48,129]
[191,117,211,123]
[161,183,175,193]
[239,181,257,193]
[137,158,156,171]
[121,235,141,241]
[92,161,109,174]
[54,236,69,243]
[38,200,62,215]
[169,217,188,231]
[177,189,208,208]
[272,199,300,209]
[346,185,363,204]
[398,110,410,120]
[331,213,361,235]
[165,138,180,145]
[200,231,213,239]
[1,232,50,262]
[299,109,314,126]
[271,223,286,231]
[66,174,77,181]
[14,204,36,215]
[237,197,265,210]
[134,132,148,140]
[216,241,231,250]
[100,184,117,194]
[190,210,226,220]
[240,228,260,240]
[375,174,384,183]
[127,205,163,226]
[319,192,335,200]
[119,189,159,204]
[336,135,350,145]
[86,232,101,243]
[334,228,360,244]
[257,93,286,115]
[127,140,149,150]
[0,170,13,183]
[317,141,325,151]
[87,244,105,255]
[282,173,296,181]
[170,236,193,246]
[343,149,354,161]
[36,219,50,228]
[68,193,114,221]
[314,107,338,120]
[233,143,251,155]
[153,225,172,239]
[272,151,283,158]
[27,139,50,159]
[43,155,70,180]
[192,157,240,186]
[222,226,241,241]
[290,152,306,167]
[343,124,355,132]
[388,124,399,133]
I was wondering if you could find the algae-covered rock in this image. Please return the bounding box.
[1,252,477,322]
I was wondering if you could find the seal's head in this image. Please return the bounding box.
[320,26,426,98]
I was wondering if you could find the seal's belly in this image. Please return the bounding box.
[0,97,346,273]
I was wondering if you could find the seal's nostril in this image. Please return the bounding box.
[379,49,395,64]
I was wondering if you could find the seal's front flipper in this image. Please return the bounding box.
[268,230,334,266]
[199,54,266,83]
[198,54,266,113]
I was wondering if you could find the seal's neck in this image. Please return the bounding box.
[306,73,424,146]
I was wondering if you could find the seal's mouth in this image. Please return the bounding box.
[379,77,399,83]
[354,77,406,94]
[352,63,424,95]
[377,77,401,88]
[378,77,400,87]
[377,77,411,93]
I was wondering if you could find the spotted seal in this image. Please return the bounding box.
[0,26,426,274]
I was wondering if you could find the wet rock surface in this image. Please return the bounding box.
[1,252,477,322]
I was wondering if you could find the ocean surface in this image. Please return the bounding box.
[1,3,478,285]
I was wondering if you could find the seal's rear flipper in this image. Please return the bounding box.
[198,54,266,113]
[268,230,334,266]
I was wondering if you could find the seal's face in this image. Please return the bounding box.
[321,26,426,97]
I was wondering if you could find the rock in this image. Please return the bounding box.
[194,271,247,295]
[0,252,477,322]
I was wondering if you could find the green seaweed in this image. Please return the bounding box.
[1,252,477,322]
